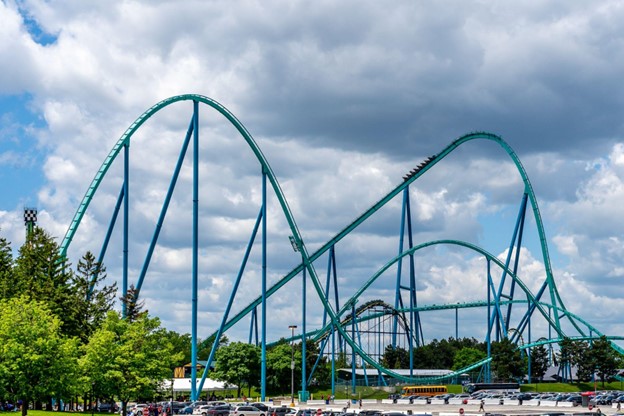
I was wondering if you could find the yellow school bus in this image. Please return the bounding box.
[401,385,448,397]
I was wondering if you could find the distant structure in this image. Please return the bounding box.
[24,207,37,238]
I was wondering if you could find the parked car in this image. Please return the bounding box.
[293,409,316,416]
[269,407,295,416]
[97,403,120,413]
[204,405,233,416]
[358,410,382,416]
[250,404,269,412]
[194,406,216,416]
[564,395,582,406]
[131,404,148,416]
[230,406,265,416]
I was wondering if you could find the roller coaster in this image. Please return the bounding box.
[59,95,623,401]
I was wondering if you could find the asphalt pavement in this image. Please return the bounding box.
[295,401,620,416]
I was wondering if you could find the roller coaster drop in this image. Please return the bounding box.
[59,95,623,401]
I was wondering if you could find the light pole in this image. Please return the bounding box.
[289,325,297,406]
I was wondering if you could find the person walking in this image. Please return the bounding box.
[478,400,485,413]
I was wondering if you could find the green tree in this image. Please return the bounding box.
[575,342,595,382]
[163,331,192,368]
[197,333,229,365]
[556,337,585,382]
[411,338,485,369]
[0,233,13,299]
[11,228,74,324]
[80,311,182,416]
[530,344,549,382]
[212,341,261,397]
[304,340,329,386]
[266,341,295,394]
[491,338,526,381]
[452,347,486,371]
[0,296,81,416]
[66,251,117,342]
[591,336,621,385]
[119,284,146,322]
[381,345,410,369]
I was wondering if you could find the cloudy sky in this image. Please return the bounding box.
[1,1,624,353]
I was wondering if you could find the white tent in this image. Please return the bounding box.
[161,378,233,392]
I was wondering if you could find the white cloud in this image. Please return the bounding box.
[1,0,624,352]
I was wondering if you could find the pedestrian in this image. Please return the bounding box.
[358,399,362,409]
[478,400,484,413]
[617,402,621,412]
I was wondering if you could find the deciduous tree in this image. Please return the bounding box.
[452,347,486,371]
[0,296,80,416]
[80,311,182,416]
[212,341,260,398]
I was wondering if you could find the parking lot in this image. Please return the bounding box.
[286,400,622,416]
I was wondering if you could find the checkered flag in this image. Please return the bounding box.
[24,208,37,224]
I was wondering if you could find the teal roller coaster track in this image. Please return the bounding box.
[60,94,622,401]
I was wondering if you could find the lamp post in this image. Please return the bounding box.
[289,325,298,406]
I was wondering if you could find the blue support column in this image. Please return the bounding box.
[197,209,264,394]
[455,305,459,340]
[331,248,343,354]
[301,257,307,401]
[486,259,492,383]
[135,117,195,294]
[122,142,129,318]
[191,101,199,401]
[355,319,368,386]
[505,193,528,327]
[96,185,124,299]
[351,301,356,395]
[331,323,336,396]
[261,171,267,401]
[393,188,408,348]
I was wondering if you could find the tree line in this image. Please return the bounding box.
[1,227,622,416]
[0,228,185,416]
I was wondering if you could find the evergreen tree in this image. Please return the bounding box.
[119,284,146,322]
[491,338,527,381]
[575,343,595,382]
[66,251,117,342]
[591,336,620,385]
[530,344,549,382]
[381,345,410,369]
[11,227,75,333]
[0,233,13,299]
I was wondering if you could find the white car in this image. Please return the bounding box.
[193,406,215,416]
[229,406,265,416]
[131,404,149,416]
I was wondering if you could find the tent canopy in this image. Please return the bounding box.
[162,378,233,392]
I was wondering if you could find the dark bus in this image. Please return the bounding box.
[464,382,520,394]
